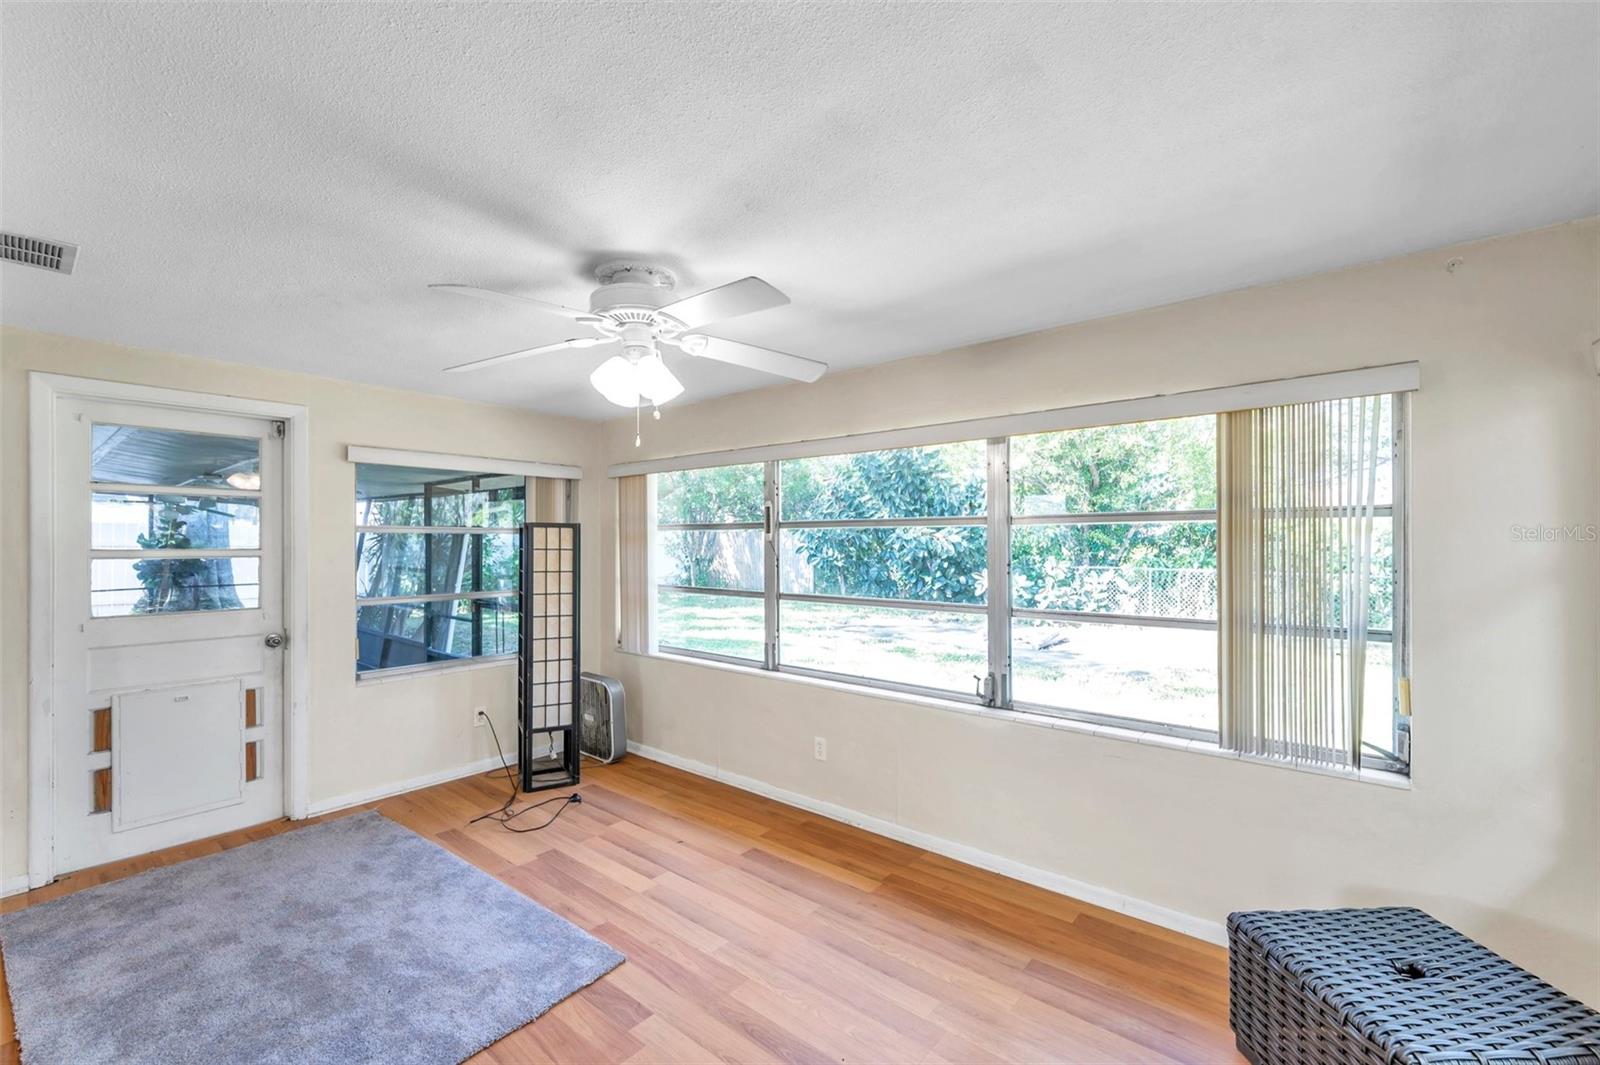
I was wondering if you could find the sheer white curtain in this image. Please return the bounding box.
[616,475,654,654]
[1219,396,1384,769]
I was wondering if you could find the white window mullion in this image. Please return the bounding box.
[985,438,1010,708]
[763,460,780,671]
[355,525,523,535]
[1391,392,1411,764]
[91,547,261,560]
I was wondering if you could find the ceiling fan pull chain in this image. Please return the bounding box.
[635,403,642,448]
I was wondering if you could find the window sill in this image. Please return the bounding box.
[618,647,1411,791]
[355,653,516,685]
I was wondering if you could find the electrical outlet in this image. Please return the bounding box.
[813,736,827,761]
[473,707,488,727]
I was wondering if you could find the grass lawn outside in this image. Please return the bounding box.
[658,589,1220,731]
[654,589,1393,747]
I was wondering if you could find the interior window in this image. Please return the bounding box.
[355,464,524,674]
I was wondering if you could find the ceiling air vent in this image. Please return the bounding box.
[1,232,79,274]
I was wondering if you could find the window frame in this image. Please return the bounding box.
[1368,391,1410,773]
[1003,418,1221,742]
[641,395,1411,773]
[771,443,994,701]
[354,468,526,677]
[652,461,769,665]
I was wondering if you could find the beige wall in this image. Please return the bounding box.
[0,328,604,884]
[3,220,1594,1001]
[598,220,1600,1002]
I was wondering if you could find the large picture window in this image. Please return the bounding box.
[639,390,1409,773]
[355,464,524,674]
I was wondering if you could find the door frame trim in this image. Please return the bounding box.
[27,372,313,889]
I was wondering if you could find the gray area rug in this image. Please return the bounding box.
[0,811,623,1065]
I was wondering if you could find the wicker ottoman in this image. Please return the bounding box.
[1228,907,1600,1065]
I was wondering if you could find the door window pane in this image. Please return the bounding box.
[1011,618,1218,731]
[1011,522,1217,619]
[656,589,763,660]
[91,493,261,550]
[780,527,987,604]
[656,464,764,525]
[1011,417,1217,516]
[91,424,260,488]
[91,556,260,617]
[780,599,985,694]
[655,529,765,592]
[356,596,519,672]
[779,442,986,521]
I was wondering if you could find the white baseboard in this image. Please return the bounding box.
[2,874,29,899]
[305,755,510,817]
[626,740,1226,947]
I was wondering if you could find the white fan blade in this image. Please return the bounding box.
[429,283,595,322]
[679,334,826,383]
[444,336,613,374]
[659,276,788,330]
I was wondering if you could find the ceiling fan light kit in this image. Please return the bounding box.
[432,260,827,444]
[590,351,683,409]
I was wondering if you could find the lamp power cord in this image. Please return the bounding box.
[470,712,582,833]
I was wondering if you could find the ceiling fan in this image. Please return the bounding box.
[431,261,825,441]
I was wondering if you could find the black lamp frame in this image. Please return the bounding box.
[518,521,581,793]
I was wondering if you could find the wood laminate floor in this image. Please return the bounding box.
[0,755,1242,1063]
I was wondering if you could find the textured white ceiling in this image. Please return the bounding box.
[3,3,1595,418]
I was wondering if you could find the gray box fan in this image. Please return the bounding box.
[578,672,626,763]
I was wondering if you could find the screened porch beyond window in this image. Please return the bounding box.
[355,464,524,674]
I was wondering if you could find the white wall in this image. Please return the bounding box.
[0,327,604,885]
[598,220,1600,1003]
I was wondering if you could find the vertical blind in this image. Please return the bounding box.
[1219,396,1386,768]
[616,475,652,654]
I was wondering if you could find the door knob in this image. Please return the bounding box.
[264,633,285,649]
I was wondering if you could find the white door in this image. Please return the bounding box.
[51,398,285,875]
